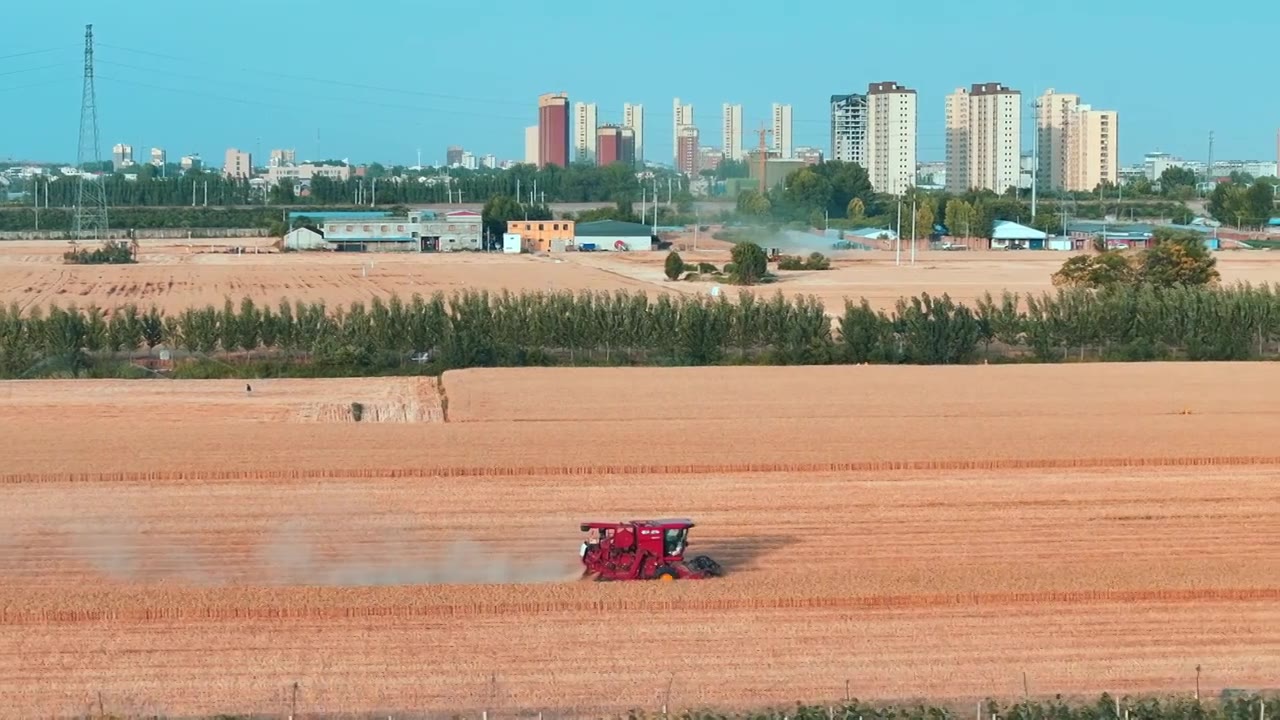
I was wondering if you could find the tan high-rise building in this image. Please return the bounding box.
[866,81,917,195]
[623,103,644,166]
[574,101,598,162]
[673,97,693,165]
[1037,89,1117,192]
[223,148,253,179]
[524,126,539,165]
[722,103,743,162]
[945,83,1021,193]
[1065,105,1118,191]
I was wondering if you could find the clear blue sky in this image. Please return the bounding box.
[2,0,1275,167]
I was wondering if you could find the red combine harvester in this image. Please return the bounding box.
[579,518,722,581]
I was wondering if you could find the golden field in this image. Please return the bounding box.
[0,365,1278,717]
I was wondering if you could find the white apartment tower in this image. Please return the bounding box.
[722,103,744,162]
[771,103,793,159]
[945,83,1022,193]
[573,101,598,162]
[1038,89,1118,192]
[623,103,644,165]
[830,93,868,166]
[673,97,693,164]
[866,82,917,195]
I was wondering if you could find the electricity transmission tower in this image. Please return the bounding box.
[75,23,108,239]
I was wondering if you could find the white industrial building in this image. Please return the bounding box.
[573,220,656,252]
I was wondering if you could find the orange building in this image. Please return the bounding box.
[506,219,576,253]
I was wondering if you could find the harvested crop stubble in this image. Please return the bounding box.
[1,365,1280,716]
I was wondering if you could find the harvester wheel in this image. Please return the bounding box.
[654,566,679,582]
[690,555,722,577]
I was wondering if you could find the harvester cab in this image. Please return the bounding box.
[579,519,722,582]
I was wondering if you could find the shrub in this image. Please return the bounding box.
[63,240,136,265]
[664,250,685,280]
[804,252,831,270]
[351,402,365,421]
[776,255,806,270]
[729,242,768,285]
[697,262,719,274]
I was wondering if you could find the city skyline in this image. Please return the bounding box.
[2,0,1274,168]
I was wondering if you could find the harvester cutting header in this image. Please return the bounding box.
[579,519,722,581]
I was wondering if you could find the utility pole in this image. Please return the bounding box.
[1206,131,1215,195]
[910,195,917,264]
[1030,94,1039,222]
[33,176,40,231]
[895,197,902,266]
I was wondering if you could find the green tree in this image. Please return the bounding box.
[913,201,935,240]
[1243,179,1276,227]
[1052,252,1136,288]
[730,242,768,285]
[1142,228,1219,287]
[664,250,685,280]
[1159,166,1196,195]
[735,189,771,216]
[846,197,866,221]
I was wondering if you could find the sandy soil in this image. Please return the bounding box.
[0,365,1278,717]
[3,238,1280,314]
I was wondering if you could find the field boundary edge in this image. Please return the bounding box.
[3,455,1280,484]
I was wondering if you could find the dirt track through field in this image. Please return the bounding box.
[0,365,1278,717]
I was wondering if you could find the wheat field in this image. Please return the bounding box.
[0,365,1278,717]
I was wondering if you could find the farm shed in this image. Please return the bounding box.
[282,226,330,251]
[574,220,656,251]
[990,220,1048,250]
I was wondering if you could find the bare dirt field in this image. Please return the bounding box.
[3,237,1280,314]
[0,365,1278,717]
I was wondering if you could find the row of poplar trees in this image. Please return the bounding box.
[1,285,1279,378]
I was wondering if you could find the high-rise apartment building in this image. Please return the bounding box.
[538,92,570,168]
[623,103,644,166]
[481,154,497,169]
[524,126,539,165]
[698,146,724,174]
[1037,89,1118,192]
[676,126,700,176]
[945,83,1021,193]
[179,154,201,171]
[771,103,793,159]
[150,147,166,168]
[573,102,598,162]
[1066,105,1118,192]
[673,97,693,164]
[619,127,637,167]
[446,146,464,166]
[722,103,743,162]
[596,125,623,167]
[830,94,868,166]
[223,148,253,179]
[112,144,134,171]
[866,81,917,196]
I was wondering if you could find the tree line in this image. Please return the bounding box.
[5,282,1280,379]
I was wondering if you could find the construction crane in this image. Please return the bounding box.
[755,124,772,195]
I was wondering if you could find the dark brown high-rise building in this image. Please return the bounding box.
[618,126,636,167]
[538,92,570,168]
[446,146,464,166]
[596,125,622,167]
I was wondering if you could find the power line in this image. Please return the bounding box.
[95,73,528,124]
[0,62,80,78]
[94,61,529,122]
[97,42,530,108]
[0,46,75,62]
